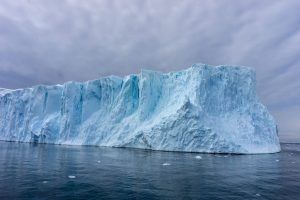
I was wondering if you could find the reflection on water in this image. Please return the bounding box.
[0,141,299,200]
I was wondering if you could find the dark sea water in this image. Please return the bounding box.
[0,141,299,200]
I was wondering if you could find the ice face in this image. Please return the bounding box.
[0,64,280,154]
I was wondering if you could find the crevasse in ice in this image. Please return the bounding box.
[0,64,281,153]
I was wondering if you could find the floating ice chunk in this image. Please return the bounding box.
[195,155,202,159]
[255,193,261,197]
[68,175,76,179]
[275,160,280,162]
[42,181,48,184]
[97,160,101,163]
[162,163,171,166]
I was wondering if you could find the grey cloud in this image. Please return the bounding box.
[0,0,299,140]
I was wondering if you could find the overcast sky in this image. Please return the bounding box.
[0,0,299,141]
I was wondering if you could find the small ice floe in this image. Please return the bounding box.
[97,160,101,163]
[255,193,261,197]
[223,155,229,158]
[162,163,171,166]
[68,175,76,179]
[275,160,280,162]
[42,181,48,184]
[195,155,202,159]
[291,162,296,164]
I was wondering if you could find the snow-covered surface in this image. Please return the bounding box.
[0,64,280,153]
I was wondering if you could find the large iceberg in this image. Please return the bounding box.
[0,64,280,153]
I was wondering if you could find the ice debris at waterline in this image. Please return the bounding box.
[0,64,280,154]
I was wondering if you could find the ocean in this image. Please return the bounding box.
[0,141,299,200]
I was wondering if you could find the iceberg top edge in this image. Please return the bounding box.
[0,63,255,93]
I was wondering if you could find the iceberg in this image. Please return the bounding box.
[0,64,280,153]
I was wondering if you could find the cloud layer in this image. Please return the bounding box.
[0,0,299,141]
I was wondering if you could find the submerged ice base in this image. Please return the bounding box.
[0,64,280,154]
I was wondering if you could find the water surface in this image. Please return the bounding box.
[0,141,299,199]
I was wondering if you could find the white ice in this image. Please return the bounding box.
[162,163,171,166]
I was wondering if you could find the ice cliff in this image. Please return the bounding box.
[0,64,280,153]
